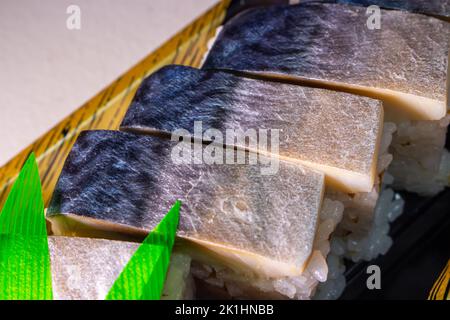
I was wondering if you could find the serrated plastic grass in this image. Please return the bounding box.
[106,200,180,300]
[0,153,52,300]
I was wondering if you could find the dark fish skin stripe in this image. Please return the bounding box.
[121,65,234,134]
[120,64,382,183]
[203,2,450,102]
[311,0,450,19]
[47,130,324,263]
[204,4,326,76]
[47,131,175,230]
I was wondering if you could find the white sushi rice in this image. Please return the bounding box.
[190,197,344,299]
[197,24,449,300]
[198,117,450,299]
[315,185,405,299]
[186,123,414,301]
[388,116,450,196]
[314,122,405,299]
[201,23,450,198]
[326,122,405,257]
[315,115,450,299]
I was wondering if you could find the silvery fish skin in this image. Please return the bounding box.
[48,236,139,300]
[47,130,325,277]
[48,236,191,300]
[309,0,450,20]
[203,3,450,120]
[121,65,383,193]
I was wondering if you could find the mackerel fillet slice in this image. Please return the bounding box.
[121,65,383,193]
[47,130,325,278]
[203,3,450,120]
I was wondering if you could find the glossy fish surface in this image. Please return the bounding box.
[47,130,325,277]
[48,236,191,300]
[48,236,138,300]
[121,65,383,193]
[203,3,450,120]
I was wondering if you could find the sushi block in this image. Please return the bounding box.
[47,130,345,299]
[203,3,449,120]
[307,0,450,21]
[203,2,450,196]
[119,65,401,267]
[121,65,384,194]
[48,236,193,300]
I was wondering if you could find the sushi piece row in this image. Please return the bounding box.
[118,64,398,297]
[47,130,341,299]
[198,1,449,296]
[202,2,450,196]
[45,1,449,299]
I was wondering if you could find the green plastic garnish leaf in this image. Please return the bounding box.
[106,200,180,300]
[0,153,53,300]
[0,153,180,300]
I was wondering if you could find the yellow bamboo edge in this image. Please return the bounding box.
[428,259,450,300]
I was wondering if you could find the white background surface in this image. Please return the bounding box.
[0,0,216,165]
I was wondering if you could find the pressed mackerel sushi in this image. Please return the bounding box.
[204,3,450,120]
[48,236,193,300]
[204,2,450,196]
[118,64,403,296]
[121,65,383,194]
[47,130,342,299]
[310,0,450,20]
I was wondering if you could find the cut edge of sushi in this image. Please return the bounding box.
[224,70,447,121]
[188,197,345,300]
[47,213,150,242]
[119,127,380,194]
[47,212,313,279]
[178,236,310,278]
[266,152,378,194]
